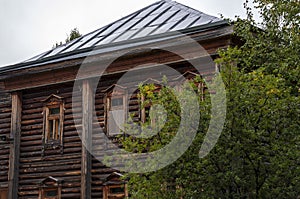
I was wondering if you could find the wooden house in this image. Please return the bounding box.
[0,0,234,198]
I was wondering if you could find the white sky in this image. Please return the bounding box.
[0,0,251,67]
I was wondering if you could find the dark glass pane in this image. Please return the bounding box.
[50,107,60,115]
[111,98,123,107]
[110,186,124,194]
[45,189,58,197]
[48,120,54,139]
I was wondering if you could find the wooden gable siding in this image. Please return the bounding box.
[0,92,11,188]
[19,82,82,199]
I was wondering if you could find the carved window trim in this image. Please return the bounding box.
[42,94,64,154]
[103,85,128,137]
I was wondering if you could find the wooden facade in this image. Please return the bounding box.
[0,1,234,198]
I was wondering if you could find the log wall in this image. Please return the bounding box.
[19,82,82,199]
[0,92,11,189]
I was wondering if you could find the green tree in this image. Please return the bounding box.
[233,0,300,93]
[65,28,81,43]
[119,0,300,198]
[53,28,82,48]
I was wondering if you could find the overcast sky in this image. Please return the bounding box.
[0,0,252,67]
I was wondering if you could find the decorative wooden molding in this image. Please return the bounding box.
[172,71,200,82]
[140,78,161,87]
[102,84,127,94]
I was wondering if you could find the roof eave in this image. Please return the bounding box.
[0,20,232,79]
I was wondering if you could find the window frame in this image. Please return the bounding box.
[139,81,161,125]
[41,187,59,199]
[104,85,128,137]
[38,176,63,199]
[45,105,62,142]
[173,71,207,101]
[103,184,128,199]
[42,95,64,154]
[102,172,128,199]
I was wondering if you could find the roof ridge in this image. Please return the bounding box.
[50,0,164,55]
[167,0,204,15]
[167,0,219,19]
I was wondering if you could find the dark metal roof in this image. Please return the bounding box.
[0,0,227,74]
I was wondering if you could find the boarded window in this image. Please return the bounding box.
[107,97,125,136]
[104,85,127,137]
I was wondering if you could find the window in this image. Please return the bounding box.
[140,93,149,124]
[45,107,61,142]
[110,186,125,194]
[173,71,207,101]
[104,85,127,136]
[107,96,125,136]
[140,94,160,126]
[38,176,62,199]
[139,81,161,126]
[106,185,127,199]
[42,188,59,199]
[0,188,7,199]
[42,95,64,153]
[103,172,128,199]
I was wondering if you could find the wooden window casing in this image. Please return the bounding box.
[38,176,63,199]
[45,107,61,142]
[40,187,60,199]
[0,188,8,199]
[42,95,64,153]
[173,71,207,101]
[103,172,128,199]
[139,83,161,126]
[104,85,127,137]
[103,184,128,199]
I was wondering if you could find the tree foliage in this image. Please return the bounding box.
[119,0,300,198]
[65,28,81,43]
[53,28,81,48]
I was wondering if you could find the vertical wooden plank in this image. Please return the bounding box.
[8,92,22,199]
[81,80,92,199]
